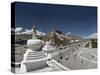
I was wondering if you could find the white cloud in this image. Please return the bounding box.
[22,29,32,34]
[85,33,97,39]
[66,32,71,35]
[36,30,46,35]
[15,27,46,35]
[15,27,23,33]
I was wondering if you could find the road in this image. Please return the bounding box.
[59,47,97,70]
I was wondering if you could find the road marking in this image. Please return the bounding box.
[88,51,97,57]
[79,48,97,57]
[78,48,97,64]
[79,55,97,64]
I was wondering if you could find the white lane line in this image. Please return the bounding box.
[88,51,97,57]
[80,48,97,58]
[78,49,97,64]
[79,55,97,64]
[79,48,97,57]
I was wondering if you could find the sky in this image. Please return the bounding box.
[15,2,97,37]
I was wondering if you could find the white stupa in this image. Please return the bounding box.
[20,25,48,73]
[42,41,57,54]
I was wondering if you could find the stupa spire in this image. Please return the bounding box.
[32,25,37,39]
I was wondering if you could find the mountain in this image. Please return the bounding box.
[66,34,82,40]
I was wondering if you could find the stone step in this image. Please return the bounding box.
[27,52,46,57]
[28,54,45,56]
[27,52,45,55]
[28,52,45,54]
[26,51,47,60]
[26,55,46,60]
[28,51,44,54]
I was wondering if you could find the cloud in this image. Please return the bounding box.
[15,27,46,35]
[15,27,23,33]
[36,30,46,35]
[66,32,71,35]
[22,29,32,34]
[85,33,97,39]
